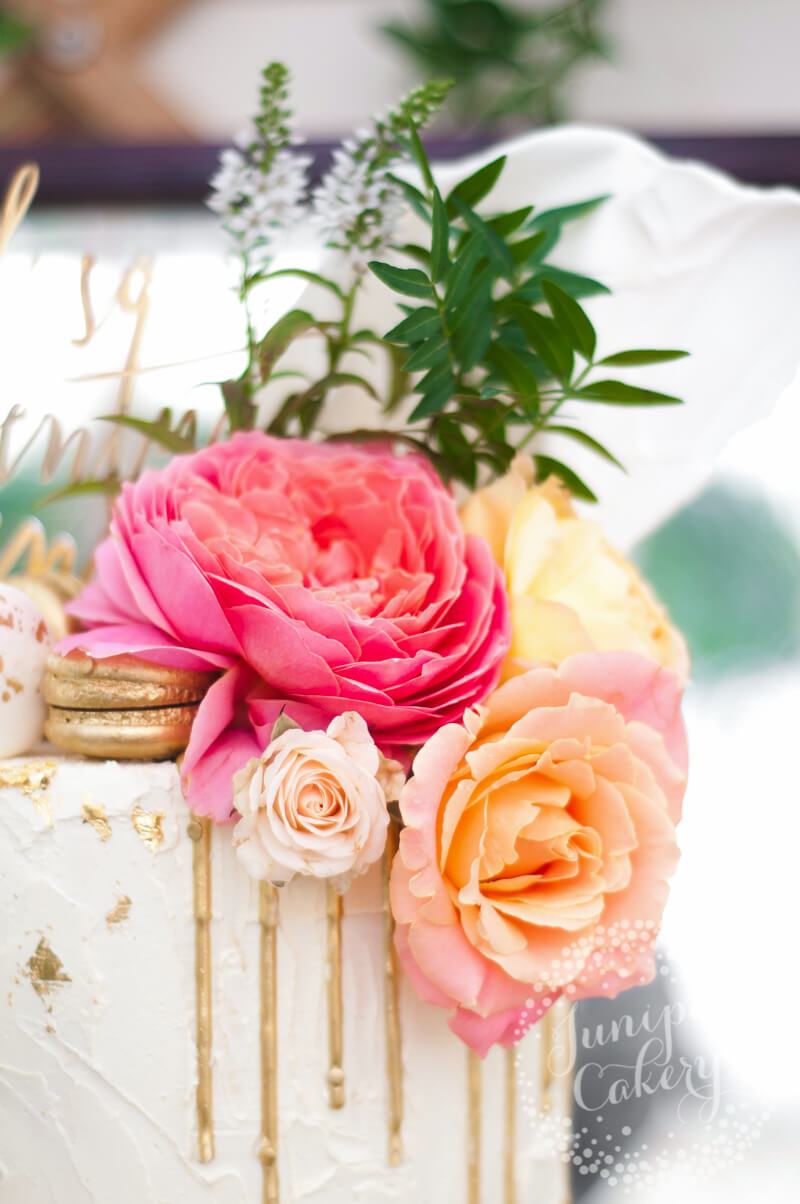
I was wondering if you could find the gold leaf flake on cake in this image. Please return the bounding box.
[105,895,132,927]
[25,938,71,999]
[81,799,111,841]
[131,805,165,850]
[0,760,57,826]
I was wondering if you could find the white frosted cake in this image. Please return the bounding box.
[0,755,564,1204]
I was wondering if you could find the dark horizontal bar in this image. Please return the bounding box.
[2,133,800,206]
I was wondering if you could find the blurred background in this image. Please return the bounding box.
[1,1,799,1201]
[3,0,800,195]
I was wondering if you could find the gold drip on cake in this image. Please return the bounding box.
[467,1049,482,1204]
[541,999,575,1204]
[504,1046,517,1204]
[383,823,404,1166]
[258,881,280,1204]
[326,883,345,1109]
[188,815,214,1163]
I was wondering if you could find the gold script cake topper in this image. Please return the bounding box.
[0,163,39,257]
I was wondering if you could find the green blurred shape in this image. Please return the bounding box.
[0,12,33,56]
[380,0,609,127]
[635,481,800,679]
[0,473,108,572]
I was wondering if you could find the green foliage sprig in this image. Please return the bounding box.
[381,0,609,128]
[52,66,688,510]
[0,13,33,56]
[364,130,686,496]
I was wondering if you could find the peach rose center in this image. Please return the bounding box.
[438,702,643,984]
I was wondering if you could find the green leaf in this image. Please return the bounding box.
[410,363,456,420]
[444,236,486,310]
[543,424,625,471]
[221,378,256,431]
[509,230,548,265]
[430,188,450,282]
[543,279,596,361]
[452,293,493,372]
[446,156,506,215]
[368,261,433,299]
[386,173,431,221]
[575,380,683,405]
[598,348,690,367]
[452,198,515,280]
[38,477,121,509]
[432,415,477,488]
[406,118,436,194]
[533,454,597,503]
[418,360,453,395]
[395,242,432,268]
[501,303,573,381]
[97,410,196,454]
[488,206,534,238]
[270,710,301,742]
[249,268,344,299]
[529,195,609,231]
[403,338,448,373]
[258,309,317,380]
[487,344,540,407]
[519,266,610,301]
[321,372,380,399]
[385,307,441,344]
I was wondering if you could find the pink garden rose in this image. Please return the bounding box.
[390,652,687,1056]
[61,433,509,820]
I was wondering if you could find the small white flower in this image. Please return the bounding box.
[234,121,260,151]
[232,713,402,887]
[312,137,405,269]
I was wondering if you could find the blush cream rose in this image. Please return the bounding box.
[390,652,687,1056]
[233,712,401,886]
[460,456,689,677]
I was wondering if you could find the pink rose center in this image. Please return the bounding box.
[176,464,444,620]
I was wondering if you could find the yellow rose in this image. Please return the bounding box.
[461,458,689,678]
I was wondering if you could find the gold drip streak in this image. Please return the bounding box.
[467,1050,482,1204]
[326,884,345,1109]
[540,1005,557,1109]
[540,1000,575,1203]
[188,815,214,1163]
[504,1046,517,1204]
[383,824,403,1166]
[258,881,280,1204]
[552,1000,575,1204]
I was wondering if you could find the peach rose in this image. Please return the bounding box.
[460,458,689,677]
[390,652,687,1055]
[233,712,398,886]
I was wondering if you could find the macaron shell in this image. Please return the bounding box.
[44,704,198,761]
[43,672,209,711]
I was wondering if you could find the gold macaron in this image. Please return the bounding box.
[43,652,217,761]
